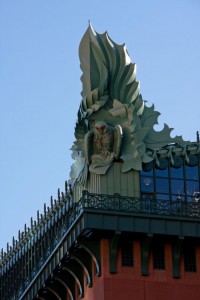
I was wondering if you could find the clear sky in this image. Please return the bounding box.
[0,0,200,250]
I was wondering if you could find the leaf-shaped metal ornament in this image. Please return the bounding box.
[70,24,187,186]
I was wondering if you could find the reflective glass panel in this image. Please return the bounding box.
[141,177,154,192]
[156,168,169,177]
[186,165,199,180]
[156,178,169,193]
[141,169,153,176]
[170,166,183,179]
[186,181,200,196]
[157,194,170,201]
[172,194,184,201]
[171,179,184,195]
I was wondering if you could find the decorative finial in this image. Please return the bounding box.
[44,203,47,217]
[37,210,40,223]
[197,131,199,143]
[58,189,61,203]
[65,181,68,195]
[30,217,33,229]
[50,196,53,208]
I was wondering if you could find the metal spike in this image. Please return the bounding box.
[61,192,65,200]
[197,131,199,143]
[58,189,61,203]
[31,217,33,229]
[37,210,40,223]
[7,243,9,252]
[24,224,27,234]
[12,237,15,248]
[65,181,68,195]
[18,230,21,241]
[44,203,47,217]
[51,196,53,208]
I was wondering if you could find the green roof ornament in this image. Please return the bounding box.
[70,24,185,185]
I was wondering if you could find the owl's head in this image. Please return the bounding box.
[94,121,108,135]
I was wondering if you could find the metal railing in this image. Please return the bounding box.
[81,191,200,218]
[0,186,80,300]
[1,190,200,299]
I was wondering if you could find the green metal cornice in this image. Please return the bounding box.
[144,142,200,170]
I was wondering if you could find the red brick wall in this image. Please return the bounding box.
[83,239,200,300]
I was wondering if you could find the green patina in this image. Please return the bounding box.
[70,24,185,185]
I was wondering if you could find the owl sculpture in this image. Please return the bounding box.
[85,121,122,174]
[70,24,185,186]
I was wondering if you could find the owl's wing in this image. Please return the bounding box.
[85,130,94,165]
[113,125,123,159]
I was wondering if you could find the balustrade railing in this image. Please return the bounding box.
[1,190,200,299]
[81,191,200,217]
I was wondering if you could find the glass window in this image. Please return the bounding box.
[172,194,184,201]
[157,194,170,201]
[153,243,165,269]
[142,159,200,204]
[121,241,134,267]
[156,168,169,178]
[171,179,184,195]
[156,178,169,194]
[141,177,154,193]
[141,169,153,177]
[171,166,183,179]
[186,181,200,197]
[184,245,196,272]
[186,165,199,180]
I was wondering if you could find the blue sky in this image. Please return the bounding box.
[0,0,200,250]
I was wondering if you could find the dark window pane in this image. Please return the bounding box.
[141,177,154,192]
[170,166,183,179]
[153,243,165,269]
[121,241,134,267]
[186,181,200,197]
[157,194,170,201]
[172,194,184,201]
[156,168,169,177]
[186,165,199,180]
[171,179,184,196]
[141,169,153,176]
[184,245,196,272]
[156,178,169,193]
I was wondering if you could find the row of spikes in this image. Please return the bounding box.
[0,181,72,261]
